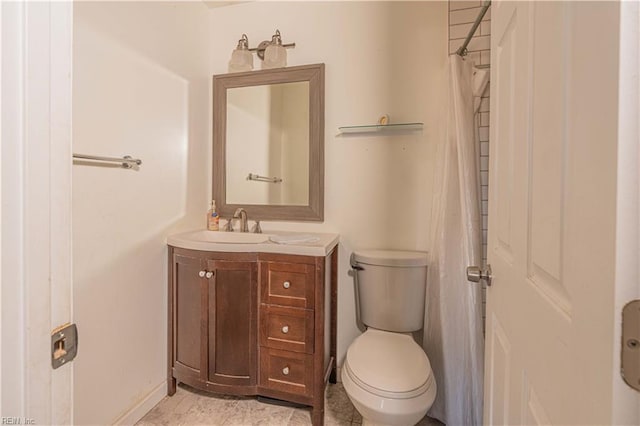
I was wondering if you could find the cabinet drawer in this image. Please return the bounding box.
[261,262,314,308]
[260,305,314,354]
[259,348,313,396]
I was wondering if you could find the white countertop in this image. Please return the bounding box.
[167,229,340,257]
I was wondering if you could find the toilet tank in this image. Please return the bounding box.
[351,250,428,333]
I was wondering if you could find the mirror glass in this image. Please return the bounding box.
[226,81,309,206]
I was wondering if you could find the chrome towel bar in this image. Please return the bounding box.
[73,153,142,169]
[247,173,282,183]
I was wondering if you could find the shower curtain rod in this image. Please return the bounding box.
[456,0,492,57]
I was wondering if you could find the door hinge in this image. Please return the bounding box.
[51,323,78,369]
[621,300,640,392]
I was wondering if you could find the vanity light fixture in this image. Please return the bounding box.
[228,30,295,72]
[228,34,253,73]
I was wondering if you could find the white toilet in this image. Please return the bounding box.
[342,250,436,426]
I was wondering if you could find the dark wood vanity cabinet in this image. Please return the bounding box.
[170,251,258,392]
[168,246,337,425]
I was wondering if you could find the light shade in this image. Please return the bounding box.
[262,30,287,69]
[228,34,253,73]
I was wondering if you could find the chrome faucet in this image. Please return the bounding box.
[232,208,249,232]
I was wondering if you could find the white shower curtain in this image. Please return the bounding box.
[423,55,488,426]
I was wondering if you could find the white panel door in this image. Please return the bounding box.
[1,1,73,423]
[485,1,639,424]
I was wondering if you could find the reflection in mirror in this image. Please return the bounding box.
[226,82,309,206]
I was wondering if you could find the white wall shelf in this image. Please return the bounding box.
[338,122,423,134]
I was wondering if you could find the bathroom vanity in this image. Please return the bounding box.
[167,230,338,425]
[167,62,334,423]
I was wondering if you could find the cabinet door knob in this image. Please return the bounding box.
[283,281,291,289]
[198,270,206,278]
[282,366,290,375]
[281,325,289,334]
[205,271,214,279]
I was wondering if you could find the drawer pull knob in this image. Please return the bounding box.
[282,366,290,375]
[205,271,214,279]
[198,270,206,278]
[283,281,291,289]
[282,325,289,334]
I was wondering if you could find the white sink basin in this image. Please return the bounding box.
[185,230,270,244]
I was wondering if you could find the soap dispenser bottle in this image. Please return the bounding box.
[207,200,219,231]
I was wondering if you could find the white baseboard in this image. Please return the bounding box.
[112,380,167,426]
[336,366,342,383]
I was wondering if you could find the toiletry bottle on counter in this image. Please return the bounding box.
[207,200,219,231]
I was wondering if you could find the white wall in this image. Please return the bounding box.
[72,2,211,424]
[209,1,449,367]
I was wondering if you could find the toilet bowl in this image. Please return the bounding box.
[343,250,436,426]
[342,329,436,426]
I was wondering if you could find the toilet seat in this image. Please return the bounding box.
[344,329,434,399]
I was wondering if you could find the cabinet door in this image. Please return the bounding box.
[207,259,257,387]
[172,253,205,379]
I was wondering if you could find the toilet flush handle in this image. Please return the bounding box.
[350,261,364,271]
[350,253,364,271]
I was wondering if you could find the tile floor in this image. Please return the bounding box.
[136,383,443,426]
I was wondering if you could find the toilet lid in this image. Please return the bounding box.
[345,329,432,396]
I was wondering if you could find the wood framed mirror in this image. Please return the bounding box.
[213,63,324,222]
